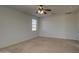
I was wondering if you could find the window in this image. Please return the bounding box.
[32,19,37,31]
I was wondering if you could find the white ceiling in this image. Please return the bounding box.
[6,5,79,17]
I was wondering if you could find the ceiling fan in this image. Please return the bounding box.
[36,5,52,15]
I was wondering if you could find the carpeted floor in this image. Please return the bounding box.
[0,37,79,53]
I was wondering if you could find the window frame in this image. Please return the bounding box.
[32,19,37,31]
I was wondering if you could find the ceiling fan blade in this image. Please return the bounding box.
[44,12,47,14]
[44,9,51,11]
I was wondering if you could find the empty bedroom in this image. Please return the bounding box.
[0,5,79,53]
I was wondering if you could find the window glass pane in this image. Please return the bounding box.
[32,27,36,31]
[32,19,37,24]
[32,24,36,28]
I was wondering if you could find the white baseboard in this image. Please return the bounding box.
[0,33,78,48]
[39,33,77,40]
[0,35,38,48]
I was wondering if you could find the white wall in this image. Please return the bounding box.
[0,6,39,48]
[39,13,77,40]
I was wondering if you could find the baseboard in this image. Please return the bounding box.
[0,35,38,49]
[39,35,76,40]
[0,35,78,49]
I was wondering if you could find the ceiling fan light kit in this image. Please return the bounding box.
[38,9,44,14]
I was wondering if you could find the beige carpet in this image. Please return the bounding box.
[0,37,79,53]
